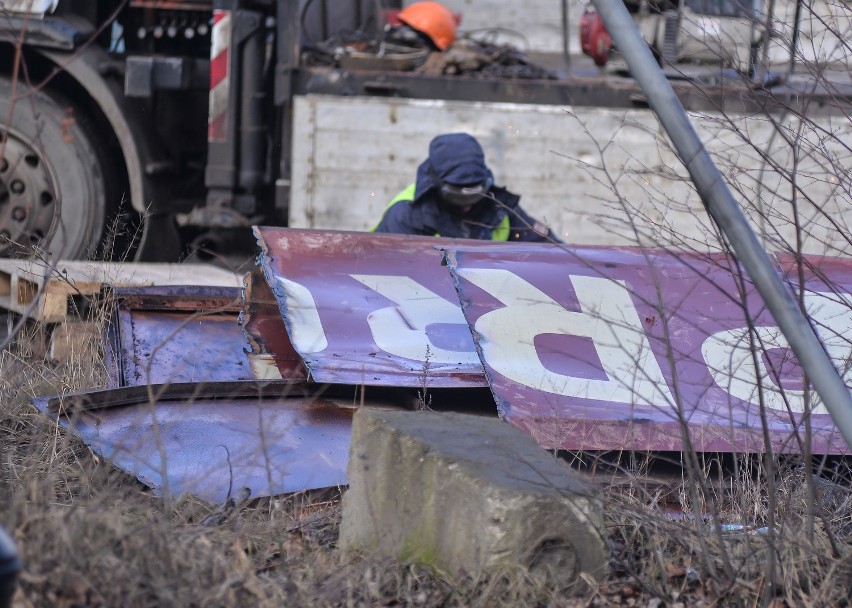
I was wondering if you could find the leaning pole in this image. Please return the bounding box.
[590,0,852,449]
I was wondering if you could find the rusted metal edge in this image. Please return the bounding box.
[100,284,259,388]
[101,284,244,312]
[240,269,307,380]
[44,380,321,414]
[43,380,498,416]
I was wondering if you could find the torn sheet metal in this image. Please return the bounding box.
[240,270,307,381]
[445,244,851,454]
[254,227,487,387]
[103,286,259,387]
[34,381,366,503]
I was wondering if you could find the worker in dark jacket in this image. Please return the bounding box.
[373,133,560,242]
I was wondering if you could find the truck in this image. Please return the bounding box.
[0,0,844,261]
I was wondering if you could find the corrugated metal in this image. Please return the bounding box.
[445,243,851,454]
[254,227,488,387]
[34,381,388,503]
[103,286,257,387]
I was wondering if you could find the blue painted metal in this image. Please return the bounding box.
[34,382,356,504]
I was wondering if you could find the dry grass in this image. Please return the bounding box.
[0,318,568,607]
[1,316,850,607]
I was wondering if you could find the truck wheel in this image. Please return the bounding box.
[0,76,108,259]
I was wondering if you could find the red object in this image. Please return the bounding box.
[580,8,612,67]
[383,8,403,26]
[397,1,459,50]
[208,9,231,142]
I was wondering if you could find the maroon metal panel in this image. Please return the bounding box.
[254,227,488,387]
[33,382,357,503]
[445,244,850,454]
[240,270,307,380]
[103,286,257,387]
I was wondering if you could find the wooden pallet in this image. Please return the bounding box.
[0,260,243,323]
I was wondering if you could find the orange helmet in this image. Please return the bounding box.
[397,2,457,51]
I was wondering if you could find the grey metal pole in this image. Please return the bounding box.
[561,0,571,71]
[787,0,804,77]
[590,0,852,448]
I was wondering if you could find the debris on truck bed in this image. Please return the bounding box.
[417,37,557,79]
[29,228,852,504]
[305,31,555,80]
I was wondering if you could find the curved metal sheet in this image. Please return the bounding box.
[445,243,851,454]
[34,382,361,504]
[254,227,488,387]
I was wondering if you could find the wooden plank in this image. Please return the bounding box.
[0,260,242,323]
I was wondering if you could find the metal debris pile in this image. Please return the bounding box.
[12,228,851,505]
[417,37,556,79]
[304,30,555,79]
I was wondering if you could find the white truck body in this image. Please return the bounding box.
[290,94,851,256]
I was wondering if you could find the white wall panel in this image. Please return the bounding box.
[290,94,851,256]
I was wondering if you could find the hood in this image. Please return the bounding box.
[414,133,494,201]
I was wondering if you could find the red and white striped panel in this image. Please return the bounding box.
[208,9,231,142]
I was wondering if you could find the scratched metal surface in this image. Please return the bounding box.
[103,286,257,387]
[33,384,355,504]
[254,227,488,387]
[445,244,851,454]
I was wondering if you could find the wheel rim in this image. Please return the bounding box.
[0,128,58,256]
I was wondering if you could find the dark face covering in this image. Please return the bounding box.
[439,179,492,212]
[417,133,496,216]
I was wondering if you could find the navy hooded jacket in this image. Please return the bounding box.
[373,133,556,242]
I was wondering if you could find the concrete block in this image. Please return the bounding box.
[340,409,607,589]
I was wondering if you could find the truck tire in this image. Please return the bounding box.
[0,75,108,259]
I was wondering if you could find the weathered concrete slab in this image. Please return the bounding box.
[340,409,607,589]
